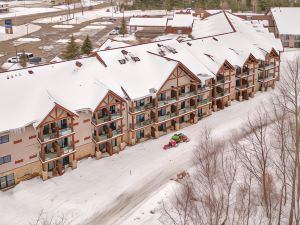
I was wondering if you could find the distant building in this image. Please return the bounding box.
[267,7,300,48]
[0,3,9,13]
[49,0,80,5]
[166,10,194,34]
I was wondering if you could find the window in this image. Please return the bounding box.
[0,135,9,144]
[158,124,165,131]
[180,86,185,94]
[179,116,184,123]
[136,129,145,140]
[180,101,185,109]
[0,174,15,190]
[136,99,145,107]
[110,105,116,114]
[0,155,11,165]
[110,122,116,130]
[58,119,67,129]
[136,114,145,123]
[158,108,166,117]
[158,93,166,101]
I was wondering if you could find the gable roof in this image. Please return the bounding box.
[129,17,168,27]
[0,57,112,133]
[270,7,300,35]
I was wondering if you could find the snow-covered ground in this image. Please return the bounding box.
[113,34,136,41]
[33,8,167,24]
[0,23,41,41]
[0,7,61,19]
[0,89,274,225]
[0,0,45,6]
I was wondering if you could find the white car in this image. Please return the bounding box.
[7,57,19,63]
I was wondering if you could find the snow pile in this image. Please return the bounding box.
[113,34,136,41]
[0,7,61,19]
[80,25,106,30]
[14,37,41,44]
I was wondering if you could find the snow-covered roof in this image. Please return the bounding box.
[96,46,179,100]
[192,12,234,38]
[206,9,232,15]
[167,13,194,28]
[129,17,168,27]
[270,7,300,35]
[97,39,130,51]
[50,56,63,63]
[0,57,112,133]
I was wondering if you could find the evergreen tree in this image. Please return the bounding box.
[19,50,28,68]
[81,35,93,55]
[63,35,80,60]
[119,16,127,36]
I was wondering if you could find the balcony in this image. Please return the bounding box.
[158,97,177,107]
[259,63,276,71]
[178,91,196,100]
[179,106,195,115]
[40,145,74,162]
[198,85,211,93]
[93,112,122,125]
[133,103,155,113]
[198,98,211,106]
[258,75,275,82]
[236,83,255,90]
[158,112,176,122]
[214,90,230,99]
[112,129,122,137]
[41,127,73,143]
[93,133,108,143]
[215,77,230,86]
[134,119,155,129]
[236,69,256,78]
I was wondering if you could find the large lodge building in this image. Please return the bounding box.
[0,11,283,190]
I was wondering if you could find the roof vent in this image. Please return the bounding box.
[165,45,177,54]
[118,59,126,64]
[157,44,162,47]
[75,61,82,68]
[158,48,166,56]
[213,37,218,41]
[28,70,33,74]
[121,50,128,55]
[149,88,157,93]
[187,42,192,46]
[129,52,140,62]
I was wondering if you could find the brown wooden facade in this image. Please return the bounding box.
[258,48,280,91]
[212,61,235,111]
[235,54,259,101]
[36,103,77,180]
[92,91,126,159]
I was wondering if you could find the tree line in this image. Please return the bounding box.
[125,0,300,12]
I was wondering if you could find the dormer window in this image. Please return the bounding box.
[132,56,140,62]
[119,59,126,64]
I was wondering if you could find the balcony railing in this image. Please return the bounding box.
[215,77,230,86]
[198,85,211,93]
[93,133,108,142]
[179,106,195,115]
[158,97,177,107]
[41,127,73,142]
[41,146,74,161]
[135,119,155,129]
[132,103,155,112]
[259,63,276,71]
[93,113,122,125]
[178,91,196,100]
[198,98,211,106]
[214,90,230,99]
[158,112,176,122]
[112,129,122,137]
[258,75,275,82]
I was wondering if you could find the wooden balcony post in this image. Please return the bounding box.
[41,144,45,162]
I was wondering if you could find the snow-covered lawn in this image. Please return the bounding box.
[113,34,136,42]
[0,89,274,225]
[33,8,167,24]
[80,25,106,30]
[56,38,82,44]
[0,0,44,7]
[91,21,113,25]
[0,24,41,41]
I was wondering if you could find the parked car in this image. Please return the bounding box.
[29,57,42,64]
[109,29,119,35]
[17,52,34,59]
[114,26,120,31]
[7,57,19,63]
[108,18,117,21]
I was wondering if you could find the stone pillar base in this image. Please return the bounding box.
[261,86,265,92]
[130,138,136,146]
[154,131,159,139]
[95,151,101,160]
[239,95,243,102]
[227,100,231,106]
[42,171,48,181]
[250,92,255,98]
[120,142,126,150]
[213,105,217,112]
[71,160,77,169]
[193,116,198,124]
[175,123,180,131]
